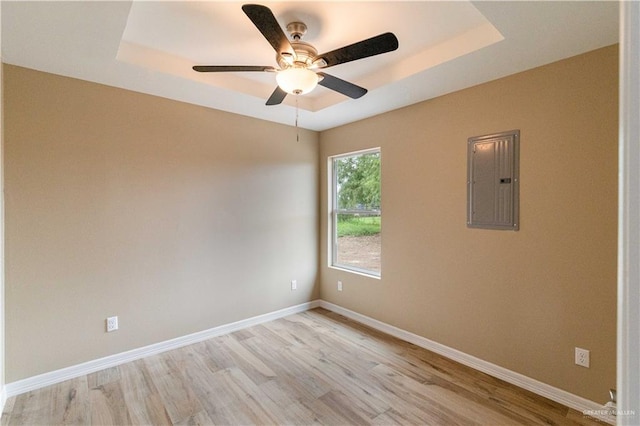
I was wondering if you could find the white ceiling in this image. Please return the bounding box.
[1,1,619,131]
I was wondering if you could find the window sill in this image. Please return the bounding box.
[329,265,381,280]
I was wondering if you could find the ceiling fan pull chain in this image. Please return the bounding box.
[295,96,300,142]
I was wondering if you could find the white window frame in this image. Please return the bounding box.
[329,148,381,278]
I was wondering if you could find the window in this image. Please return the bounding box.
[330,149,381,277]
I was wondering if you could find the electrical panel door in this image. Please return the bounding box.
[467,130,519,230]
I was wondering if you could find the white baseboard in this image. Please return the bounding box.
[0,385,7,414]
[4,299,614,425]
[318,300,615,425]
[5,300,320,398]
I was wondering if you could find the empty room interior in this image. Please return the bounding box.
[1,1,638,425]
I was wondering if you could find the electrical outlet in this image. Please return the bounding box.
[338,281,343,292]
[291,280,297,290]
[575,347,590,368]
[106,316,118,332]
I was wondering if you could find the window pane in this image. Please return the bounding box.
[332,150,381,276]
[335,213,381,273]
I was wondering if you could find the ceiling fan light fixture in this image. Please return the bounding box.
[193,4,399,106]
[276,67,318,95]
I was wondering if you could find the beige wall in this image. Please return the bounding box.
[3,65,319,382]
[320,45,618,403]
[3,45,618,403]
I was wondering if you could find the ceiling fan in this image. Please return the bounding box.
[192,4,399,106]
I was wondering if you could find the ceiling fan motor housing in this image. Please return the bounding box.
[278,40,318,68]
[277,22,326,69]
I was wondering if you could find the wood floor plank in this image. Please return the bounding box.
[1,394,15,426]
[317,309,582,425]
[174,409,214,426]
[372,407,445,426]
[87,366,120,389]
[118,359,172,425]
[52,377,91,425]
[319,389,376,425]
[247,323,293,350]
[142,354,204,424]
[89,381,131,426]
[220,334,277,381]
[371,363,518,425]
[165,344,232,416]
[229,328,255,341]
[299,395,367,426]
[5,385,55,425]
[213,367,282,424]
[202,368,278,425]
[281,400,322,425]
[170,342,286,424]
[243,336,333,401]
[261,378,328,422]
[2,308,608,426]
[8,376,90,425]
[188,341,227,374]
[201,337,244,371]
[286,345,393,419]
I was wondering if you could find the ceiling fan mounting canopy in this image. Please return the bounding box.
[192,4,399,106]
[286,22,307,40]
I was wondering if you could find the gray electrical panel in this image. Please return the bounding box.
[467,130,519,230]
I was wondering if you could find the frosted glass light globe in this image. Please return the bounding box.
[276,68,318,95]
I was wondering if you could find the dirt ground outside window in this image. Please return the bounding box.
[336,234,381,273]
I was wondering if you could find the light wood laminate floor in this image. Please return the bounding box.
[2,308,606,425]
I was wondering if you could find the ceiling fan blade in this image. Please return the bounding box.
[242,4,296,58]
[266,86,287,105]
[193,65,276,72]
[313,32,399,69]
[317,73,367,99]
